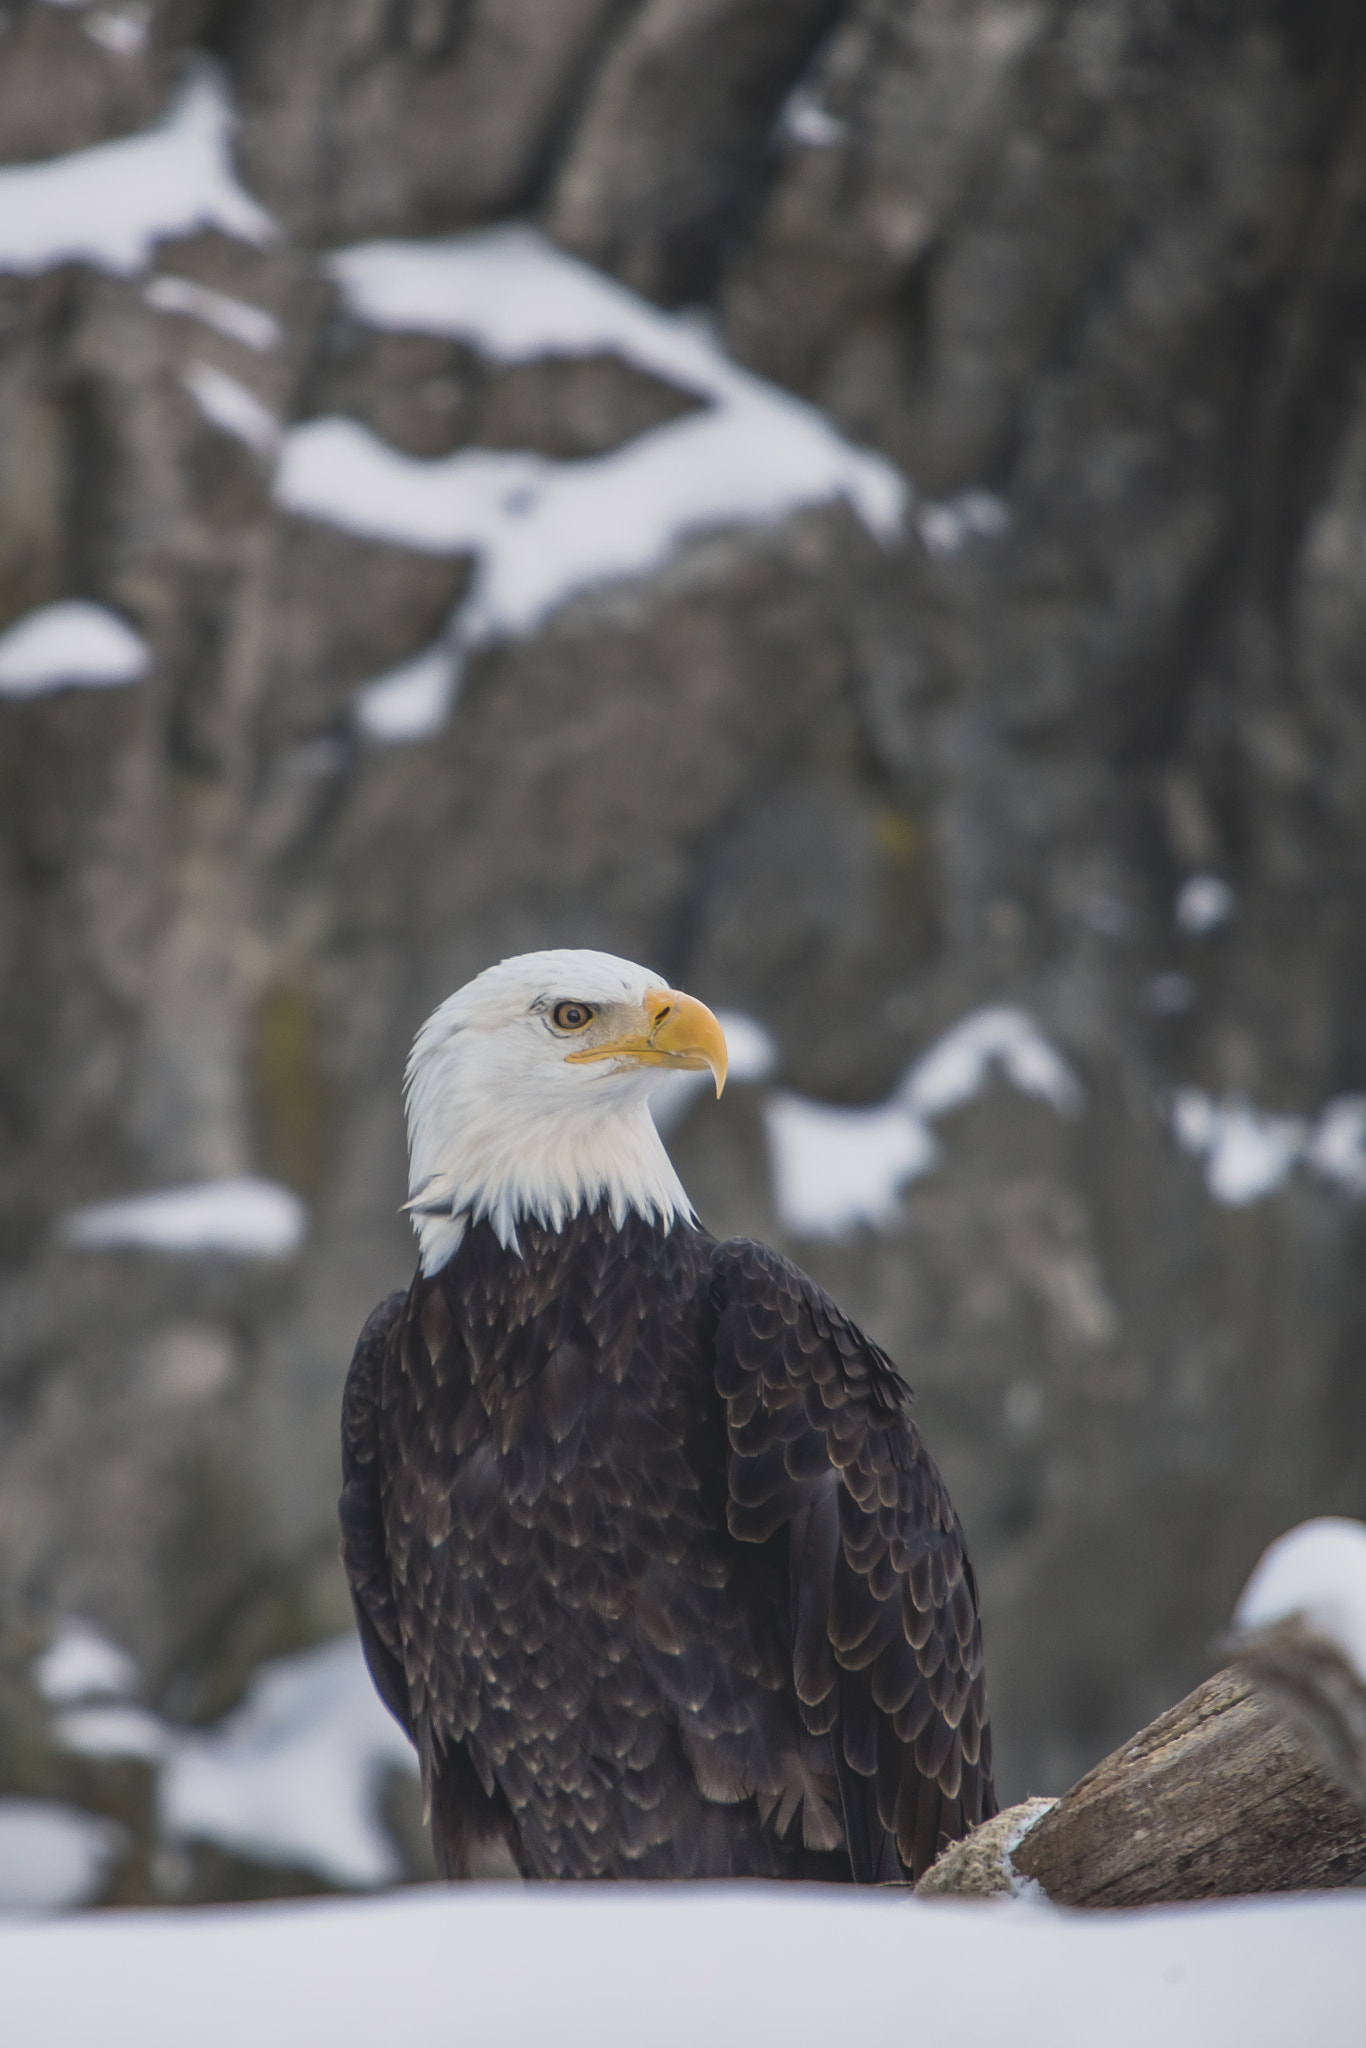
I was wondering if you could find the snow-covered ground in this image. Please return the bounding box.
[0,1882,1362,2048]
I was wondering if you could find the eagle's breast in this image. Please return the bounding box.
[380,1207,791,1875]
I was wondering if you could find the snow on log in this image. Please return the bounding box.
[1226,1516,1366,1810]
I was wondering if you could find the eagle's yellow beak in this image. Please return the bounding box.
[565,987,728,1097]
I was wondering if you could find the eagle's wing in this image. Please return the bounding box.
[339,1289,412,1735]
[340,1282,522,1880]
[710,1237,995,1880]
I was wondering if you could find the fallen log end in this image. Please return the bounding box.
[918,1667,1366,1908]
[915,1797,1058,1900]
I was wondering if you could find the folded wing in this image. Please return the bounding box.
[710,1237,995,1880]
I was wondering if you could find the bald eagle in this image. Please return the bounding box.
[340,950,994,1881]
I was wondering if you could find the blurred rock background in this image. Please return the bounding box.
[2,0,1366,1904]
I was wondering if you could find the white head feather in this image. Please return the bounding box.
[404,949,716,1273]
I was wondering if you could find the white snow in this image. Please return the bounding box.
[57,1703,167,1763]
[59,1176,306,1258]
[280,226,906,739]
[1305,1096,1366,1197]
[356,639,463,742]
[901,1007,1082,1121]
[1001,1798,1059,1902]
[777,90,848,150]
[1171,1091,1305,1205]
[1171,1090,1366,1206]
[764,1008,1080,1238]
[917,489,1011,558]
[2,1884,1365,2048]
[84,6,150,56]
[35,1625,139,1707]
[278,419,539,556]
[331,232,864,440]
[764,1094,939,1237]
[1175,874,1236,936]
[277,401,899,639]
[145,274,281,351]
[0,600,149,698]
[57,1636,417,1890]
[183,361,279,453]
[0,1802,125,1917]
[0,70,274,278]
[1234,1517,1366,1688]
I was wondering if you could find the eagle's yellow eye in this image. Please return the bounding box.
[552,1001,595,1032]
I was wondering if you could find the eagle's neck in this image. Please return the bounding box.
[406,1084,693,1275]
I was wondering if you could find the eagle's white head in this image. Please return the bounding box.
[403,949,728,1273]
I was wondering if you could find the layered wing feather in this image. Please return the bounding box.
[339,1289,411,1735]
[710,1237,995,1879]
[341,1283,522,1878]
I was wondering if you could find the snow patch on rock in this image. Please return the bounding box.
[0,601,149,698]
[0,1802,126,1916]
[356,640,464,743]
[776,89,847,150]
[35,1625,139,1707]
[56,1636,416,1891]
[284,227,906,739]
[146,274,281,352]
[1304,1097,1366,1197]
[1171,1091,1366,1205]
[1171,1092,1305,1205]
[183,362,279,453]
[0,71,274,278]
[764,1095,939,1237]
[764,1008,1080,1238]
[84,5,150,57]
[59,1177,306,1259]
[917,489,1011,558]
[1175,874,1236,936]
[902,1006,1082,1121]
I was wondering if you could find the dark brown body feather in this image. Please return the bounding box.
[339,1207,994,1881]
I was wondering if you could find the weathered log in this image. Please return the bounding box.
[1227,1615,1366,1812]
[918,1667,1366,1906]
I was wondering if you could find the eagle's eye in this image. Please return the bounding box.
[551,1001,595,1032]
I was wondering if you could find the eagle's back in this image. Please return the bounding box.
[341,1207,993,1880]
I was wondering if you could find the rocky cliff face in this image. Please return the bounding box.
[2,0,1366,1902]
